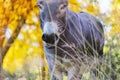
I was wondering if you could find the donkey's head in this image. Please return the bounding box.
[37,0,68,44]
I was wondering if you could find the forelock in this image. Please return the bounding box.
[45,0,67,3]
[45,0,56,3]
[37,0,68,3]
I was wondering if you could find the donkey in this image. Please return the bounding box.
[37,0,104,80]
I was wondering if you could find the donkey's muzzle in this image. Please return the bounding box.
[42,33,58,44]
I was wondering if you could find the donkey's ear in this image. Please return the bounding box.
[37,0,43,2]
[61,0,68,2]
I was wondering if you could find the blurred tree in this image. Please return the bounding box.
[0,0,44,77]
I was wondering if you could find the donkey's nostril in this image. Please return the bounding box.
[42,33,58,44]
[42,34,47,42]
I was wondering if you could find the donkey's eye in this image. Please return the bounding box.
[60,4,67,10]
[38,5,42,9]
[36,1,44,9]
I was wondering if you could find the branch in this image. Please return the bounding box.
[0,17,25,79]
[0,26,7,80]
[1,18,25,60]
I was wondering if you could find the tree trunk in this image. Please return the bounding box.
[0,17,25,79]
[0,27,6,80]
[42,66,45,80]
[0,48,2,80]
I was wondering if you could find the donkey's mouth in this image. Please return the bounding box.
[45,43,55,49]
[42,33,59,44]
[44,38,59,49]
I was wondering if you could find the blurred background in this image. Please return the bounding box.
[0,0,120,80]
